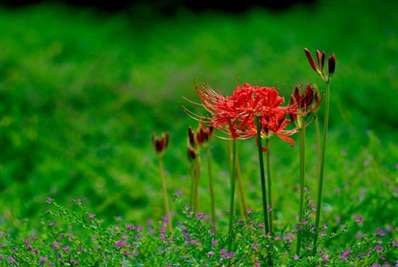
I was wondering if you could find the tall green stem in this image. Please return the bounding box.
[255,117,270,234]
[313,80,331,254]
[227,140,237,250]
[296,125,306,255]
[206,146,216,233]
[193,157,201,213]
[236,156,248,220]
[159,157,173,233]
[265,138,273,234]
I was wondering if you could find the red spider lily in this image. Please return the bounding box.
[196,83,296,144]
[289,84,321,122]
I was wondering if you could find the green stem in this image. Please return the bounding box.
[227,140,237,250]
[296,125,306,255]
[313,80,331,254]
[193,157,201,213]
[236,155,248,220]
[255,117,270,234]
[206,146,216,233]
[265,138,273,234]
[159,157,173,233]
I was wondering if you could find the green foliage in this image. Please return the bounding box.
[0,0,397,265]
[0,199,396,265]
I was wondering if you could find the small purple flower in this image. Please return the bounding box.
[392,239,398,248]
[190,239,199,246]
[371,264,381,267]
[207,251,215,257]
[341,249,351,260]
[354,214,364,224]
[321,253,329,262]
[211,239,218,247]
[46,197,53,204]
[51,241,60,250]
[175,190,183,197]
[114,240,127,248]
[293,255,299,260]
[160,226,167,241]
[220,248,235,259]
[39,256,48,265]
[374,245,383,252]
[63,246,70,253]
[376,228,386,237]
[196,212,206,220]
[125,224,135,231]
[7,256,16,265]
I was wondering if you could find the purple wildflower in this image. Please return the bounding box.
[371,264,381,267]
[39,256,48,265]
[51,241,60,250]
[376,228,386,237]
[160,225,167,241]
[7,256,16,265]
[175,190,183,197]
[207,251,215,257]
[321,253,329,262]
[354,214,364,224]
[341,249,351,260]
[392,239,398,248]
[293,255,300,260]
[46,197,53,204]
[374,245,383,252]
[196,212,206,220]
[114,240,127,248]
[190,239,199,246]
[211,239,218,247]
[125,224,135,231]
[220,248,235,259]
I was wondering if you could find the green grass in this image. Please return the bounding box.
[0,0,397,234]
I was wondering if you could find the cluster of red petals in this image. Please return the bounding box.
[197,83,297,144]
[289,84,321,121]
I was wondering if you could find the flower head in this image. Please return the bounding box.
[196,83,296,144]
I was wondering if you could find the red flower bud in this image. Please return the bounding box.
[316,49,325,72]
[304,48,318,73]
[152,133,170,154]
[328,54,336,75]
[188,127,196,147]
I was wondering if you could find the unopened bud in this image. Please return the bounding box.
[316,49,325,72]
[304,48,318,73]
[188,127,196,147]
[328,54,336,75]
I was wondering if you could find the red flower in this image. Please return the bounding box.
[196,83,296,144]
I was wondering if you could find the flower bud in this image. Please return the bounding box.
[188,127,196,147]
[316,49,325,72]
[328,54,336,75]
[304,48,318,73]
[152,133,169,154]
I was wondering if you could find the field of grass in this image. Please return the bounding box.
[0,0,397,265]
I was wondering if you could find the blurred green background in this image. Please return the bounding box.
[0,0,397,227]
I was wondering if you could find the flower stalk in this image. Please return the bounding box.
[255,117,270,234]
[265,137,273,234]
[296,124,306,255]
[159,156,173,233]
[313,79,331,254]
[205,146,216,233]
[227,139,237,250]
